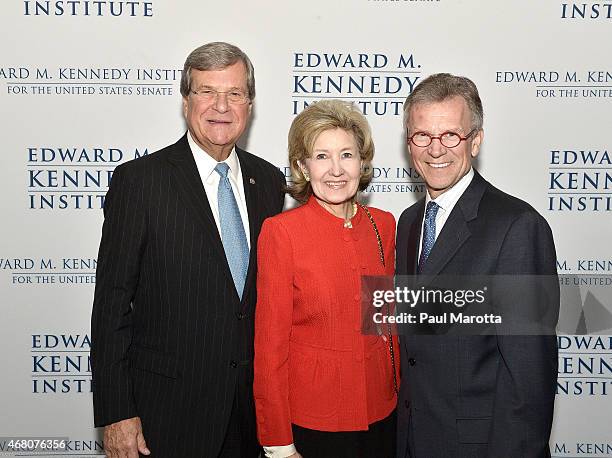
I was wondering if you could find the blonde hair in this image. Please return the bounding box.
[287,100,374,203]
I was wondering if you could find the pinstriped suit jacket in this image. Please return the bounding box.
[91,134,285,456]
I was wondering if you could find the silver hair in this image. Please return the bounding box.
[403,73,484,132]
[180,42,255,100]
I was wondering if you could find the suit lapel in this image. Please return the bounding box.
[402,202,424,353]
[402,172,488,342]
[166,138,270,308]
[237,147,262,306]
[420,209,471,276]
[405,201,424,275]
[420,170,488,276]
[166,134,234,285]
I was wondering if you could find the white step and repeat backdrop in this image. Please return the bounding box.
[1,0,611,456]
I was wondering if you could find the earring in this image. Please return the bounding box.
[304,173,310,182]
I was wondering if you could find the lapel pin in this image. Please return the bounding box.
[249,178,256,185]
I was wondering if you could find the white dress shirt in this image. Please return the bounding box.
[187,132,251,248]
[418,168,474,259]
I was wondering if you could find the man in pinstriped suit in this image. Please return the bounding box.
[91,42,285,457]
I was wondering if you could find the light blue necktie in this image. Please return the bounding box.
[418,201,440,272]
[215,163,249,298]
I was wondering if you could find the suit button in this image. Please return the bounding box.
[230,360,237,368]
[236,312,245,320]
[408,358,416,366]
[405,400,410,409]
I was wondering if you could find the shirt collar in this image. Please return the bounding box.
[187,131,241,183]
[425,167,474,211]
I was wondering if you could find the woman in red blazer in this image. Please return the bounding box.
[254,100,398,458]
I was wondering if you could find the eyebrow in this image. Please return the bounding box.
[194,84,245,91]
[312,147,356,153]
[411,127,466,134]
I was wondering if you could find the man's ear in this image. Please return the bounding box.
[471,129,484,158]
[182,97,189,118]
[406,138,414,160]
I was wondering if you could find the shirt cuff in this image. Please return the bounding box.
[263,444,297,458]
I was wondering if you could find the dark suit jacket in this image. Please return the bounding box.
[396,170,559,458]
[91,134,285,457]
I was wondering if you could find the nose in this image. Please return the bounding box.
[213,92,229,113]
[330,156,344,176]
[428,137,446,158]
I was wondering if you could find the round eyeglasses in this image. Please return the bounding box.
[408,129,476,148]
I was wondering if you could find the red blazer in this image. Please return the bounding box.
[254,196,398,446]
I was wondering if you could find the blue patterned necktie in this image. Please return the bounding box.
[215,163,249,298]
[418,201,440,272]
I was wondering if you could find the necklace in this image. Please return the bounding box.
[343,202,358,228]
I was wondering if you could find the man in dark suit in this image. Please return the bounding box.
[395,73,559,458]
[91,42,285,457]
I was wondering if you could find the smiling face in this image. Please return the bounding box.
[182,62,251,161]
[407,96,483,199]
[300,128,362,218]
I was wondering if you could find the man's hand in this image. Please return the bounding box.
[103,417,150,457]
